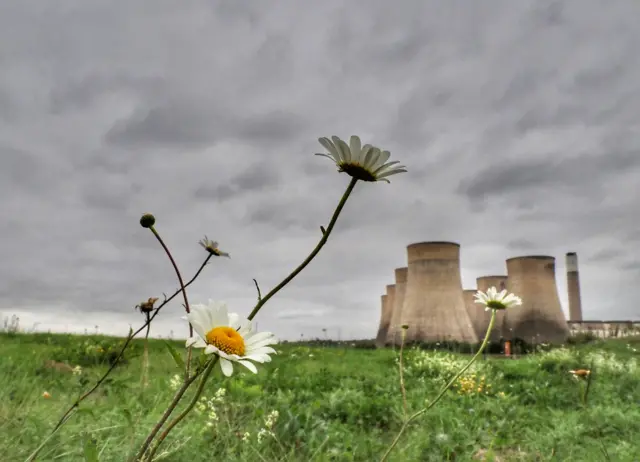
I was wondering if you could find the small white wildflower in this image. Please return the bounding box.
[169,374,182,391]
[242,432,251,442]
[315,135,407,183]
[264,410,279,430]
[474,287,522,311]
[198,236,230,258]
[72,365,82,376]
[185,301,277,377]
[214,387,226,402]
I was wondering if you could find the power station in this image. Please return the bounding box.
[374,244,601,346]
[503,256,569,344]
[400,242,478,344]
[477,275,508,342]
[566,252,583,321]
[387,267,408,345]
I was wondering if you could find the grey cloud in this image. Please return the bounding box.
[456,151,640,204]
[587,248,625,264]
[193,161,281,202]
[2,0,640,341]
[49,74,166,114]
[507,238,538,251]
[106,101,307,150]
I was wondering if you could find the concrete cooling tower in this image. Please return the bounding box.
[386,268,408,345]
[402,242,478,344]
[375,294,389,347]
[463,289,482,339]
[477,276,508,342]
[566,252,583,322]
[503,256,569,344]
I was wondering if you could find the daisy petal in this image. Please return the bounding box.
[237,360,258,374]
[220,358,233,377]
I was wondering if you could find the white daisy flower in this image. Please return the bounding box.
[315,135,407,183]
[185,300,277,377]
[474,287,522,311]
[198,236,230,258]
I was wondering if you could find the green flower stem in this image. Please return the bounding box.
[149,226,194,378]
[142,357,220,461]
[399,329,409,420]
[247,177,358,321]
[380,310,497,462]
[27,255,213,462]
[132,360,213,462]
[141,312,151,389]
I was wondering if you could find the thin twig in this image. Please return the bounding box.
[149,226,193,378]
[132,362,209,461]
[380,310,497,462]
[253,278,262,302]
[140,357,219,461]
[27,255,213,462]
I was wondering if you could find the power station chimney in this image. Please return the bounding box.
[476,275,509,342]
[503,256,569,344]
[387,268,408,345]
[566,252,583,321]
[375,294,389,347]
[401,242,478,344]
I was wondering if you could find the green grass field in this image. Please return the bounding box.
[1,332,639,461]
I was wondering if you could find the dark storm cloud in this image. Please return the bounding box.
[106,101,307,150]
[2,0,640,340]
[456,150,640,204]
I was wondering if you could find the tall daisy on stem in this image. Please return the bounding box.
[381,287,522,462]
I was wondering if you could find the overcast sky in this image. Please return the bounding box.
[1,1,639,341]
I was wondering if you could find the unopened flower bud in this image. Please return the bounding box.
[140,213,156,228]
[401,324,409,330]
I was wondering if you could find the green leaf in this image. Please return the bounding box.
[163,340,185,370]
[82,433,99,462]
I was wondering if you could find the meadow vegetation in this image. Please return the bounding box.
[1,331,639,461]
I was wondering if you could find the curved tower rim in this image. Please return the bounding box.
[506,255,554,262]
[407,241,460,248]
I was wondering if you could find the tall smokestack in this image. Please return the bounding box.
[375,294,389,347]
[566,252,583,322]
[387,268,408,345]
[401,242,478,344]
[503,256,569,344]
[476,275,508,342]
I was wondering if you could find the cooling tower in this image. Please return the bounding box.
[401,242,478,343]
[386,268,408,345]
[375,294,389,347]
[503,256,569,344]
[463,289,482,341]
[566,252,583,322]
[476,276,509,342]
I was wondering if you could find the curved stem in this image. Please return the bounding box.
[132,360,211,462]
[247,177,358,321]
[380,310,497,462]
[149,226,194,377]
[142,357,219,461]
[27,255,213,462]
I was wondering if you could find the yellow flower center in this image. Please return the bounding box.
[205,327,245,356]
[339,163,377,182]
[486,300,506,310]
